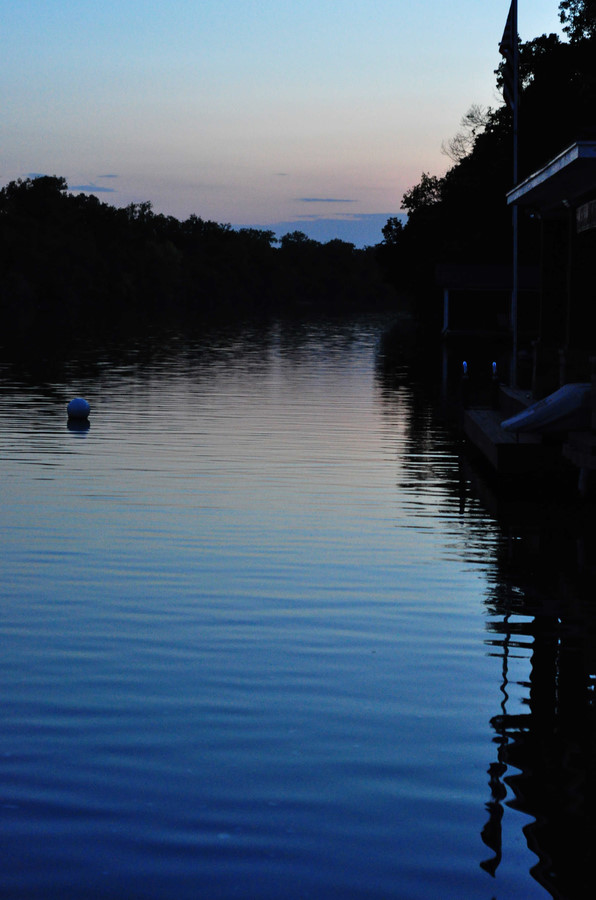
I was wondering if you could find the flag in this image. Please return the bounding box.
[499,1,516,111]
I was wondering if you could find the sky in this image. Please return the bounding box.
[2,1,564,246]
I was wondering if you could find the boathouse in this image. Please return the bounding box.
[436,263,538,342]
[436,263,539,396]
[507,140,596,397]
[464,141,596,485]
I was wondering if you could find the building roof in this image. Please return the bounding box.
[507,141,596,212]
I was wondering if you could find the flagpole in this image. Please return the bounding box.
[511,0,519,387]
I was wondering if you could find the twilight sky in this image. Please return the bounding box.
[2,1,563,245]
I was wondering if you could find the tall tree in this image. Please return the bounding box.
[559,0,596,39]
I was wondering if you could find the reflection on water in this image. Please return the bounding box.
[0,314,594,899]
[380,323,596,898]
[466,469,596,900]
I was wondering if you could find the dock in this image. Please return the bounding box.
[463,386,571,477]
[463,407,566,475]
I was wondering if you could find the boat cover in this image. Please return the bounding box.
[501,383,592,434]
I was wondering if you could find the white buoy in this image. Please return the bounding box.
[67,397,90,419]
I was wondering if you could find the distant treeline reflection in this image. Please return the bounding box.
[0,176,394,330]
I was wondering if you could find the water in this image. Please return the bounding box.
[1,316,594,899]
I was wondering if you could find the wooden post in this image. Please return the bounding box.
[443,287,450,333]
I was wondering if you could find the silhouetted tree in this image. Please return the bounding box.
[378,4,596,311]
[559,0,596,39]
[441,105,490,163]
[0,176,393,331]
[381,217,404,245]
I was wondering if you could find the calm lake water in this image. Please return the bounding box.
[1,315,595,899]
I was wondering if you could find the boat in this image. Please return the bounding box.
[501,383,592,434]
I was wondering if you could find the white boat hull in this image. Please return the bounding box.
[501,383,592,434]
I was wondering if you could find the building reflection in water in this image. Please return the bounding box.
[375,331,596,900]
[467,462,596,899]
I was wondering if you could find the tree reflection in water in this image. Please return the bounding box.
[375,330,596,899]
[471,467,596,899]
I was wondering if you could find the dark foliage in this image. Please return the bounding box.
[377,5,596,315]
[559,0,596,39]
[0,177,393,333]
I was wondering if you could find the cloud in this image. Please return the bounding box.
[70,183,116,193]
[98,174,118,179]
[297,197,355,203]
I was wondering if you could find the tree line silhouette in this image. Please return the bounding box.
[3,2,595,336]
[0,175,393,333]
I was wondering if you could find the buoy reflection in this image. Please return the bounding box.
[67,418,90,435]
